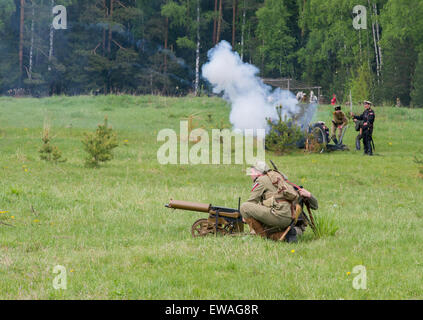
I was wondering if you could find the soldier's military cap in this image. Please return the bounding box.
[246,160,270,175]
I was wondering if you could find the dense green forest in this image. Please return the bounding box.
[0,0,422,106]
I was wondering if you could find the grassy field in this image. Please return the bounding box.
[0,95,422,300]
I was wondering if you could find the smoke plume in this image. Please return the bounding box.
[202,41,317,132]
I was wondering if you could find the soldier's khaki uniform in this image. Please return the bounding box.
[240,171,299,230]
[331,111,348,142]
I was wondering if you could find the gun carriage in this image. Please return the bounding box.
[165,199,244,238]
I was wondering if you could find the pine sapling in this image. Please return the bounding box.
[82,117,118,168]
[39,123,66,163]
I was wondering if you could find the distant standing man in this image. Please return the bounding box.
[351,101,376,156]
[331,106,349,145]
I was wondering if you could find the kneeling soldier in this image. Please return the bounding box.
[241,161,318,243]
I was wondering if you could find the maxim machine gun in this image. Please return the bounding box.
[165,199,244,238]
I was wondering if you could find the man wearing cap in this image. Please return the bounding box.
[240,161,318,243]
[331,106,349,145]
[351,101,375,156]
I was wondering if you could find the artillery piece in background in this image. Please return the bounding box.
[305,122,349,153]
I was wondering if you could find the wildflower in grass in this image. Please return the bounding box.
[70,269,75,273]
[33,219,40,223]
[11,216,15,219]
[291,250,295,253]
[24,169,28,172]
[389,142,393,146]
[347,272,351,276]
[0,210,8,214]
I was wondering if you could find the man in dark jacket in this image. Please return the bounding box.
[351,101,375,156]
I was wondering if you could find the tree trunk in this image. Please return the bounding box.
[194,0,200,96]
[232,0,237,48]
[213,0,218,45]
[103,0,107,55]
[164,17,168,73]
[374,3,383,71]
[19,0,25,83]
[240,0,246,61]
[108,0,114,55]
[368,0,380,82]
[29,1,35,80]
[216,0,223,43]
[48,0,55,72]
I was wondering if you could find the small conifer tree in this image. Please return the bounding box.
[265,106,304,155]
[39,122,66,163]
[82,117,118,168]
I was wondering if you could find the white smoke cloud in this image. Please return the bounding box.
[202,41,317,132]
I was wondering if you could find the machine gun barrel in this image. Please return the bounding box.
[166,200,211,213]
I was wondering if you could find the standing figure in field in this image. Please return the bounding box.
[351,101,376,156]
[331,94,337,105]
[296,91,304,102]
[302,93,308,103]
[331,106,349,145]
[310,91,318,103]
[240,161,318,243]
[354,118,364,151]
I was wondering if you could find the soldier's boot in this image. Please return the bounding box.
[286,227,298,243]
[368,140,374,156]
[363,141,369,155]
[333,137,339,145]
[245,218,267,238]
[267,231,285,242]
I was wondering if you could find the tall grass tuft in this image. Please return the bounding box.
[312,214,339,239]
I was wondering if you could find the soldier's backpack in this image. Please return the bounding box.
[266,170,298,202]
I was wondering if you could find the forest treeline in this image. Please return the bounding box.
[0,0,422,106]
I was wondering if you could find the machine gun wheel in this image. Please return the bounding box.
[191,219,229,238]
[191,219,213,238]
[306,126,327,153]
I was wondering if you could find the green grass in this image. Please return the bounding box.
[0,95,422,299]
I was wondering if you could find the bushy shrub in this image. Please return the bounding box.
[82,117,118,168]
[265,107,304,155]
